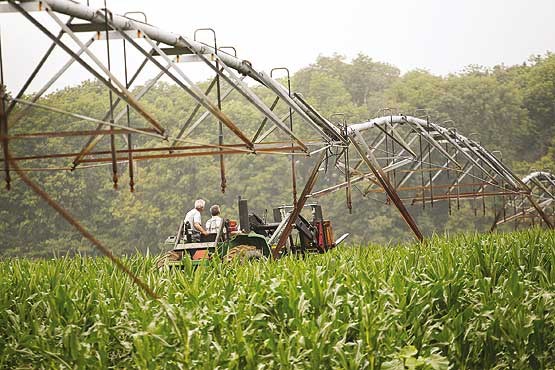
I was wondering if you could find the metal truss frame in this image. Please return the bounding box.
[310,115,554,231]
[491,171,555,230]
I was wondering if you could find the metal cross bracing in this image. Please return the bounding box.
[1,0,553,296]
[491,171,555,230]
[308,114,554,238]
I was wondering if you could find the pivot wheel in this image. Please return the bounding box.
[223,245,263,263]
[155,250,182,270]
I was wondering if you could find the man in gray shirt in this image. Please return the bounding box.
[205,204,225,234]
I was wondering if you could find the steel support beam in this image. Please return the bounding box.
[1,142,302,163]
[0,85,10,189]
[78,145,303,164]
[395,145,436,190]
[525,193,554,228]
[273,151,327,259]
[5,128,156,139]
[409,190,527,203]
[252,96,280,143]
[373,122,417,158]
[351,131,423,241]
[254,110,294,144]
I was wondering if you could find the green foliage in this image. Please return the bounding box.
[521,53,555,153]
[1,230,554,368]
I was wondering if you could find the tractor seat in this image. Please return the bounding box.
[200,219,228,242]
[200,233,217,242]
[183,221,199,243]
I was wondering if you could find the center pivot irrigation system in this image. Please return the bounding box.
[1,1,554,295]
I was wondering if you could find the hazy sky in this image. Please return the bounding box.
[1,0,554,93]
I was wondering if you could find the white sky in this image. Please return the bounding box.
[1,0,554,93]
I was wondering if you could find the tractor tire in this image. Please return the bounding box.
[155,250,182,270]
[223,245,263,263]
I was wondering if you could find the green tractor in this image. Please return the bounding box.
[156,198,349,269]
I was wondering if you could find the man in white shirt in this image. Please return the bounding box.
[184,199,209,241]
[205,204,225,234]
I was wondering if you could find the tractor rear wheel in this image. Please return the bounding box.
[223,245,263,263]
[155,250,182,270]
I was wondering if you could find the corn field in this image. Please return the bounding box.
[1,229,554,369]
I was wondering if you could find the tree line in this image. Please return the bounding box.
[1,52,554,256]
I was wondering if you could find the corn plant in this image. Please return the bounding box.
[0,229,554,369]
